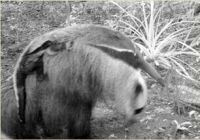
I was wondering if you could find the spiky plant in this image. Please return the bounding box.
[106,1,200,82]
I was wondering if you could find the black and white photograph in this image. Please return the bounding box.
[1,0,200,139]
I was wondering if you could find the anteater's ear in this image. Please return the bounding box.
[13,40,66,124]
[88,43,165,86]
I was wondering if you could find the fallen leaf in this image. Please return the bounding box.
[108,134,117,138]
[155,107,165,113]
[159,127,165,131]
[146,126,151,130]
[177,126,188,131]
[189,110,197,118]
[180,121,192,127]
[140,115,154,122]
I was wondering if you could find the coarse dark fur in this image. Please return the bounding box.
[2,24,162,138]
[1,82,43,138]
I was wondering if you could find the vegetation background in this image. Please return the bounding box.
[1,1,200,139]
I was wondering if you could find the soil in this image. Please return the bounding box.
[1,48,200,139]
[91,92,200,139]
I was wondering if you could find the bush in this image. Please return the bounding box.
[106,1,200,82]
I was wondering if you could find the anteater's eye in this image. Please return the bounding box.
[135,83,143,97]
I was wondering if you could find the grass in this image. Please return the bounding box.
[107,1,200,83]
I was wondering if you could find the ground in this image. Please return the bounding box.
[91,90,200,139]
